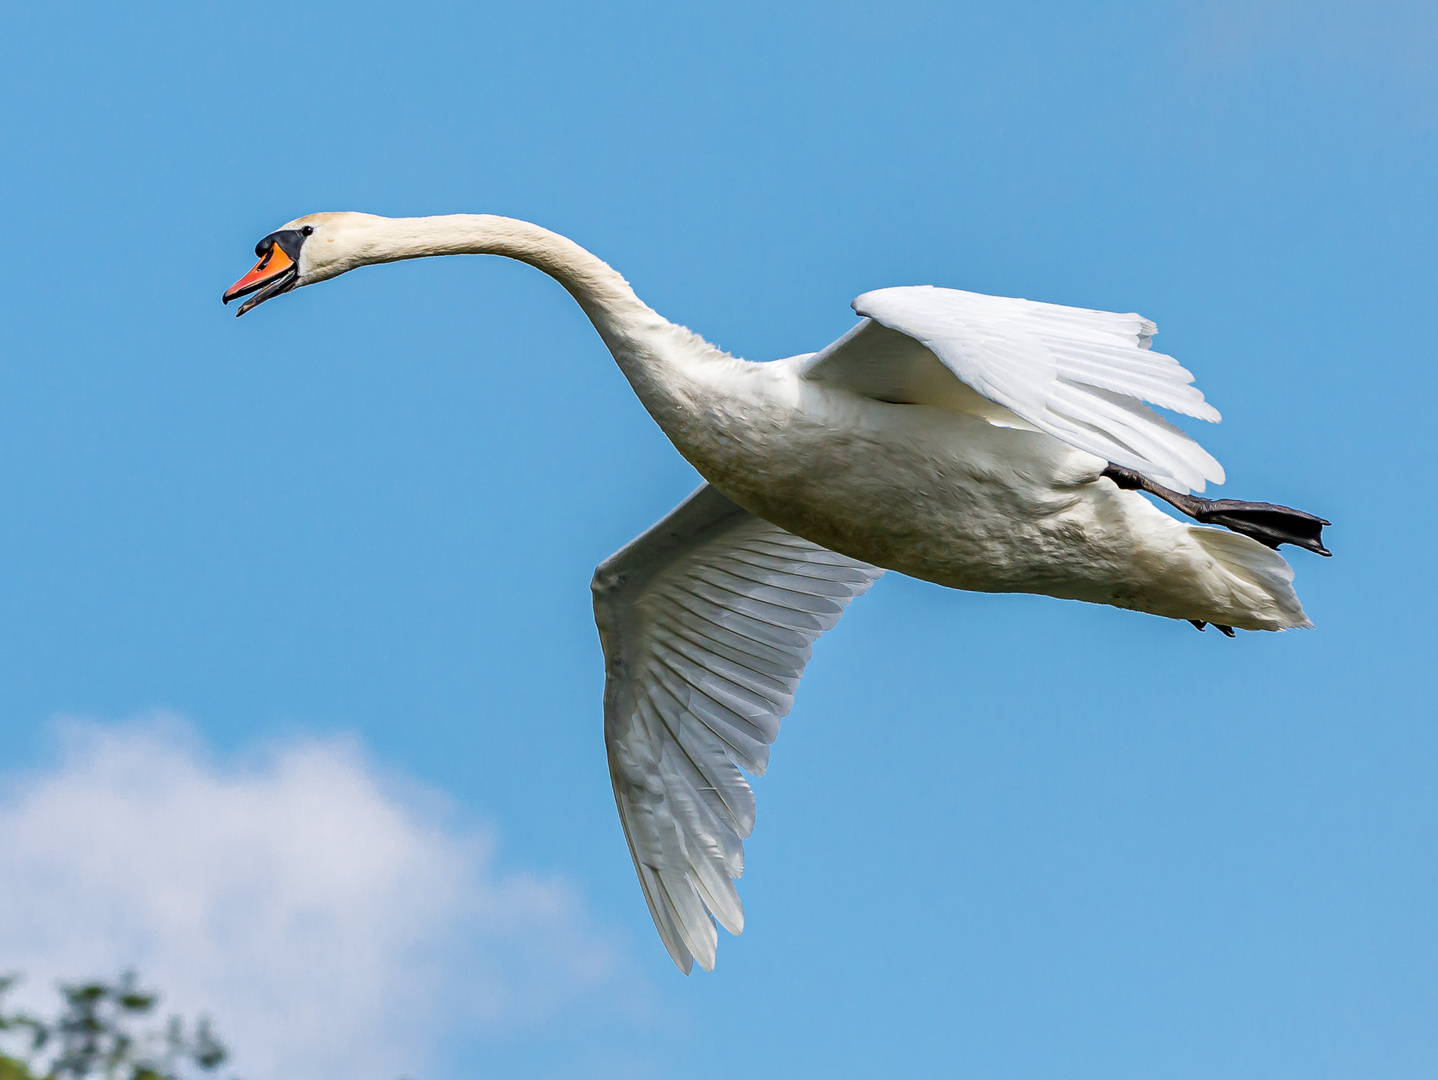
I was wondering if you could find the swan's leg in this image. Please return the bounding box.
[1102,464,1332,557]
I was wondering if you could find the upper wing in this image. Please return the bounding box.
[592,484,882,973]
[800,285,1225,493]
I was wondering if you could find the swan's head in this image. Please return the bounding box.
[222,212,381,316]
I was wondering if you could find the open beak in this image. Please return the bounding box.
[223,242,299,316]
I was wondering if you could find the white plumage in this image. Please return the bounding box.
[226,212,1327,973]
[593,484,881,972]
[807,287,1223,493]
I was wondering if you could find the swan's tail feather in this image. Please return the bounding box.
[1188,526,1312,631]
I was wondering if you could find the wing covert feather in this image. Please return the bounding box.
[800,285,1226,493]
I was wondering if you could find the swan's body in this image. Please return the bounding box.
[226,212,1328,972]
[637,352,1291,625]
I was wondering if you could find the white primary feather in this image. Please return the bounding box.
[592,484,882,972]
[802,285,1225,493]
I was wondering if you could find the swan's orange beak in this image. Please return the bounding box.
[223,242,299,316]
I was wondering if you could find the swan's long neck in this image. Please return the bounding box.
[337,214,737,418]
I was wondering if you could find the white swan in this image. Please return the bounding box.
[225,212,1330,973]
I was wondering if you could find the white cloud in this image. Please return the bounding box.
[0,718,621,1080]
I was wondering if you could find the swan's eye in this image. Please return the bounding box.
[302,225,315,236]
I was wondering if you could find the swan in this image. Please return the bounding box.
[224,212,1330,973]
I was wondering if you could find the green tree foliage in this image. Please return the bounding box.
[0,973,229,1080]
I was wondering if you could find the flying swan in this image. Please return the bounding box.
[225,213,1330,973]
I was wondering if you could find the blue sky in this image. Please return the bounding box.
[0,2,1434,1078]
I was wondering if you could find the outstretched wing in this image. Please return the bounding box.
[592,484,882,973]
[800,285,1225,493]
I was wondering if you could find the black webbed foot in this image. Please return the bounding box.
[1102,465,1331,557]
[1189,618,1235,636]
[1187,500,1331,557]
